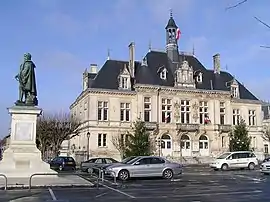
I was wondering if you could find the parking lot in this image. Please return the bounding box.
[1,166,270,201]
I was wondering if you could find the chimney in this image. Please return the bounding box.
[213,53,220,74]
[128,42,135,78]
[90,64,98,73]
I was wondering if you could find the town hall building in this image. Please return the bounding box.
[69,13,265,163]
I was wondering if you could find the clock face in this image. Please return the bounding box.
[15,122,32,141]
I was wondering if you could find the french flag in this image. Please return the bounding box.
[176,28,181,40]
[204,116,211,124]
[166,114,171,123]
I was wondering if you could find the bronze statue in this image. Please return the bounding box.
[15,53,38,106]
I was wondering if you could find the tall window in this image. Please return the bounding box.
[120,103,130,122]
[120,77,128,89]
[97,101,108,121]
[248,110,256,126]
[143,97,151,122]
[199,101,208,124]
[220,102,225,125]
[180,100,190,123]
[232,109,240,125]
[98,134,107,147]
[161,98,172,123]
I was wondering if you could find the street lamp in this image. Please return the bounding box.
[87,132,90,160]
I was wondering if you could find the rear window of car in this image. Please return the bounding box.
[63,157,75,162]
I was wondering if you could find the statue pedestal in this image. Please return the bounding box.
[0,106,57,178]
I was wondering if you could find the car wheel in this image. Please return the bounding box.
[248,162,255,170]
[87,168,93,174]
[118,170,129,181]
[221,163,228,171]
[163,169,173,179]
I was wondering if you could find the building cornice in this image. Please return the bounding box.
[70,88,136,109]
[134,84,231,96]
[231,98,262,105]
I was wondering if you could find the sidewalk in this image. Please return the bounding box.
[0,175,94,189]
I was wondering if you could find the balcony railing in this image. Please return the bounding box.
[144,122,157,130]
[176,123,199,132]
[218,124,232,133]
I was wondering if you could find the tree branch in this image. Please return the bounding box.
[254,16,270,29]
[260,45,270,49]
[225,0,248,11]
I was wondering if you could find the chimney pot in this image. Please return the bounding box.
[213,53,220,74]
[90,64,98,73]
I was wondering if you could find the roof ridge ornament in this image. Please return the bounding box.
[170,9,173,18]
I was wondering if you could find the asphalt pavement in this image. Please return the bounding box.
[1,166,270,201]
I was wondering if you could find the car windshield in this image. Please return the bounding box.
[217,152,231,159]
[122,156,136,164]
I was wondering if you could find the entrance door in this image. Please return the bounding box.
[161,134,172,157]
[180,135,191,156]
[199,135,209,156]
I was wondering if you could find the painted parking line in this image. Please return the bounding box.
[101,183,136,199]
[135,190,262,199]
[235,174,265,182]
[48,188,57,201]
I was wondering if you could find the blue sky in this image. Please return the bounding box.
[0,0,270,138]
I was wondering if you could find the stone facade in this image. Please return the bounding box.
[69,86,265,162]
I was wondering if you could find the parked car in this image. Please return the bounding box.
[50,156,76,171]
[262,156,270,163]
[81,157,119,173]
[260,160,270,174]
[209,151,258,171]
[105,156,183,181]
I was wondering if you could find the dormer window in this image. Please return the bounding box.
[118,64,131,90]
[158,67,167,80]
[231,86,238,98]
[120,76,128,89]
[196,72,203,83]
[230,78,239,98]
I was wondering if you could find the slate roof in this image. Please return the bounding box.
[166,17,178,29]
[88,50,258,101]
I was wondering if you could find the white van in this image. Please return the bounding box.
[209,151,258,170]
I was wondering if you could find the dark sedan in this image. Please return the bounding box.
[50,156,76,171]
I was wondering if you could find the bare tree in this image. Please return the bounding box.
[111,134,125,159]
[226,0,270,48]
[36,112,81,158]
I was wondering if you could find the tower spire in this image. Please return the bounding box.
[170,8,173,18]
[148,40,152,52]
[192,44,195,55]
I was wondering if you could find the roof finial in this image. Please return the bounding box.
[148,40,152,52]
[192,44,195,55]
[170,9,173,18]
[107,48,110,60]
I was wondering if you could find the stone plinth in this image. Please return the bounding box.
[0,106,57,178]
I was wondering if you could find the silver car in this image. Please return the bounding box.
[105,156,182,180]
